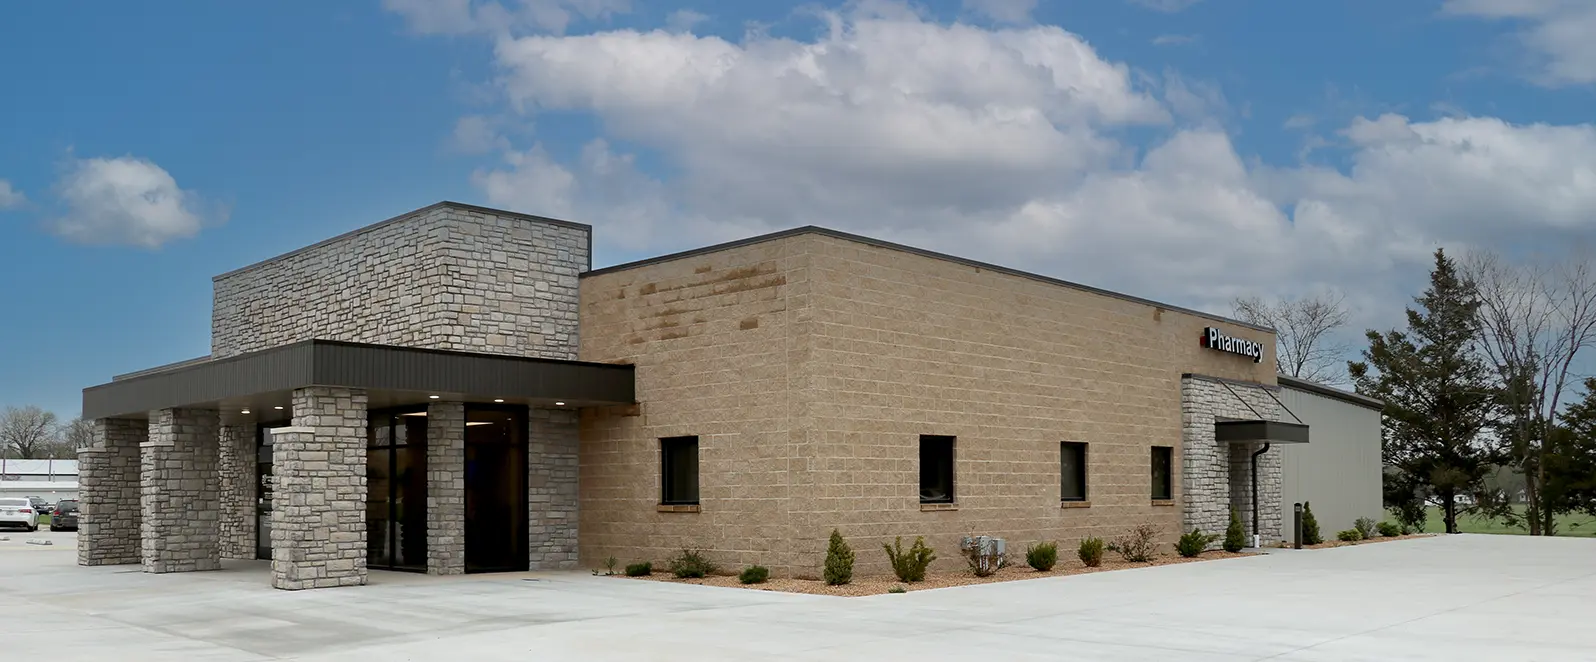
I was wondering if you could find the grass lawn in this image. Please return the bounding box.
[1422,505,1596,537]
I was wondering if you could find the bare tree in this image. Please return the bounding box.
[61,417,95,450]
[0,406,60,459]
[1232,292,1352,384]
[1466,248,1596,535]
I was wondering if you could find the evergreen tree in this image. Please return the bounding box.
[1349,249,1498,534]
[1544,379,1596,528]
[823,529,854,586]
[1223,507,1247,552]
[1301,501,1322,545]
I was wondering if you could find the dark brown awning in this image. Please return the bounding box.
[83,339,635,420]
[1214,420,1310,445]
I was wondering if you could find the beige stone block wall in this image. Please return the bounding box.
[578,231,1275,578]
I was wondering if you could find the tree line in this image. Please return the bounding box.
[1235,247,1596,536]
[0,406,92,460]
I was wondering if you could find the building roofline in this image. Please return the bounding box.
[1277,374,1385,411]
[212,202,591,282]
[583,226,1273,333]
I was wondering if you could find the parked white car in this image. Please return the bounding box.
[0,497,40,532]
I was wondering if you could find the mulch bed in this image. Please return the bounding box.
[615,550,1257,597]
[1300,533,1436,550]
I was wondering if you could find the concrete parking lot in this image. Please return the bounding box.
[2,533,1593,661]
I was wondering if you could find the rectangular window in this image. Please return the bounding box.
[919,435,955,504]
[661,436,700,505]
[1151,446,1173,500]
[1060,442,1087,502]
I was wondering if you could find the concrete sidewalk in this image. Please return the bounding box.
[2,533,1593,661]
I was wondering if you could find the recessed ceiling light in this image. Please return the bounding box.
[400,412,428,417]
[493,399,505,403]
[554,402,566,406]
[273,406,284,410]
[466,421,493,427]
[429,395,440,399]
[241,409,251,415]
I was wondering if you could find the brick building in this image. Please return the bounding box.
[79,201,1365,590]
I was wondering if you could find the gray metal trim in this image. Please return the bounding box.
[582,226,1273,334]
[213,201,591,282]
[112,355,214,381]
[83,340,634,420]
[1215,420,1310,445]
[1277,375,1384,411]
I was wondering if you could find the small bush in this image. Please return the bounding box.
[1377,521,1401,537]
[668,549,717,579]
[738,565,769,584]
[1223,508,1247,553]
[1114,524,1160,562]
[823,529,855,586]
[1078,536,1105,567]
[888,585,907,594]
[883,536,937,582]
[1301,501,1323,545]
[1336,529,1363,542]
[1176,529,1219,558]
[624,562,652,577]
[1025,541,1058,571]
[1353,517,1377,540]
[602,556,618,575]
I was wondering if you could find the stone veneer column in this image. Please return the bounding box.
[1180,376,1283,541]
[426,401,465,575]
[272,387,368,590]
[78,418,145,566]
[217,424,257,560]
[527,406,579,570]
[142,408,222,573]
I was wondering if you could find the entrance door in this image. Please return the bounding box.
[367,410,429,572]
[255,424,285,560]
[464,406,528,573]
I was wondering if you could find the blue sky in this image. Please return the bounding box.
[2,0,1595,418]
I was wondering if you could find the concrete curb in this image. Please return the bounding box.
[26,538,54,546]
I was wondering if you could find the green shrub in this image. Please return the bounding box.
[624,562,652,577]
[738,565,769,584]
[1336,529,1363,542]
[1223,508,1247,553]
[1114,524,1160,562]
[1377,521,1401,537]
[883,536,936,582]
[1078,536,1105,567]
[823,529,855,586]
[602,556,618,575]
[1301,501,1323,545]
[1025,541,1058,571]
[1353,517,1377,540]
[888,585,907,594]
[1176,529,1218,558]
[668,549,717,579]
[961,537,1009,577]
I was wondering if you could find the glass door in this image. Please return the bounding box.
[464,406,528,573]
[255,424,286,560]
[367,409,428,572]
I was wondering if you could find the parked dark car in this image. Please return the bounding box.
[50,499,79,531]
[28,496,52,514]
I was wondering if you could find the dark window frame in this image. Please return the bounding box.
[1151,445,1174,501]
[1060,441,1088,502]
[660,436,700,506]
[919,435,956,504]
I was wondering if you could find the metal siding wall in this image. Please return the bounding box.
[1277,387,1384,541]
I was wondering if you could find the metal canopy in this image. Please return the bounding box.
[82,339,636,420]
[1214,420,1310,445]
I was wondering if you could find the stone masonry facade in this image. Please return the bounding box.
[211,203,587,361]
[272,387,368,590]
[142,408,222,574]
[78,418,145,566]
[529,406,580,570]
[426,401,466,575]
[217,424,256,560]
[1181,376,1284,541]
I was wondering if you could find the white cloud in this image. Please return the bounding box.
[1444,0,1596,86]
[384,0,631,36]
[1282,113,1316,130]
[1127,0,1203,12]
[961,0,1037,23]
[451,115,509,153]
[50,156,223,249]
[665,9,708,33]
[431,1,1596,332]
[0,180,24,208]
[1152,34,1197,46]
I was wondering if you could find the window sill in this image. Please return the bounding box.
[920,502,959,512]
[1151,499,1176,507]
[657,504,701,513]
[1060,501,1091,509]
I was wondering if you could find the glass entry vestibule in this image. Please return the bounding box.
[368,408,429,572]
